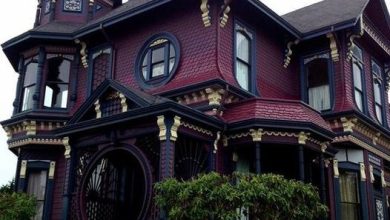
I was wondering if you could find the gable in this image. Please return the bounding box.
[67,80,160,125]
[364,0,390,39]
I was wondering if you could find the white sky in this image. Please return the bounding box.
[0,0,389,185]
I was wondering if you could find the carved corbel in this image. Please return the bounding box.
[170,116,181,142]
[205,88,225,112]
[25,121,37,136]
[326,32,339,62]
[333,159,339,178]
[94,100,101,118]
[213,131,221,153]
[63,137,71,159]
[219,0,231,28]
[48,161,56,179]
[200,0,211,27]
[20,160,27,179]
[157,115,181,142]
[283,39,299,68]
[249,128,263,142]
[320,142,328,153]
[119,93,128,112]
[360,162,366,181]
[222,135,228,147]
[75,39,88,68]
[341,117,357,132]
[369,164,375,183]
[298,131,310,145]
[3,126,11,140]
[347,16,364,61]
[373,132,381,145]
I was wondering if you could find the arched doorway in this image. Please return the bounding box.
[79,146,152,220]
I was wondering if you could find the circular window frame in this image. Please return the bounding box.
[135,32,180,89]
[79,145,153,220]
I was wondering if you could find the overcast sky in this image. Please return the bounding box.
[0,0,389,185]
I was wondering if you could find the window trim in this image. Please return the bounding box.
[135,33,180,89]
[233,19,257,94]
[371,59,387,126]
[87,44,113,96]
[351,43,368,114]
[300,51,335,112]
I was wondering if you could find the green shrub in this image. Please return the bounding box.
[155,172,328,220]
[0,180,37,220]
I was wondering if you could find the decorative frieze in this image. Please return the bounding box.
[9,138,63,149]
[180,121,213,136]
[200,0,211,27]
[363,18,390,56]
[283,39,299,68]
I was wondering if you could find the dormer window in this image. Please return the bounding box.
[235,23,254,92]
[303,53,332,111]
[43,55,72,108]
[136,33,180,88]
[372,60,384,124]
[21,60,39,111]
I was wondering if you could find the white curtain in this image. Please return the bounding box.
[308,85,330,111]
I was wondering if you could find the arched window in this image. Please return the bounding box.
[21,60,38,111]
[351,44,365,111]
[136,34,180,88]
[304,53,332,111]
[43,56,71,108]
[235,23,253,91]
[372,60,384,124]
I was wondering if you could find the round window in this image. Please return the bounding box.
[136,33,180,88]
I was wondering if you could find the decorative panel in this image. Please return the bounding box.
[64,0,82,12]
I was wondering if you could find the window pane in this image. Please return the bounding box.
[308,85,330,111]
[27,170,47,220]
[353,63,362,90]
[58,60,71,83]
[169,44,175,58]
[374,82,382,104]
[24,63,38,86]
[340,171,360,220]
[152,62,165,77]
[354,90,363,111]
[22,85,35,111]
[44,84,68,108]
[142,67,148,79]
[236,32,250,63]
[47,58,70,83]
[376,104,383,124]
[352,44,362,61]
[169,58,175,72]
[236,61,249,90]
[151,47,165,64]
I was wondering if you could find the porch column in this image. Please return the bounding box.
[320,153,326,204]
[250,129,263,174]
[298,145,305,181]
[157,115,181,180]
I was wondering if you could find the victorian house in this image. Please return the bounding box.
[2,0,390,219]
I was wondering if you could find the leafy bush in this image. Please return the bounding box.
[0,180,37,220]
[155,172,328,220]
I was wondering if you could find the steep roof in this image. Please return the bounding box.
[282,0,368,35]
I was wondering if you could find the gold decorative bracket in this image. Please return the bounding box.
[373,132,381,145]
[320,143,328,153]
[3,126,11,140]
[157,115,181,142]
[222,135,228,147]
[48,161,56,179]
[63,137,71,159]
[170,116,181,142]
[24,121,37,136]
[283,39,299,68]
[219,0,231,28]
[94,100,101,118]
[75,39,88,68]
[341,117,357,132]
[347,16,364,61]
[200,0,211,27]
[119,93,128,112]
[326,32,339,62]
[298,131,310,144]
[333,160,339,178]
[20,160,27,179]
[213,131,221,153]
[369,164,375,183]
[205,88,225,113]
[250,128,263,142]
[360,162,366,181]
